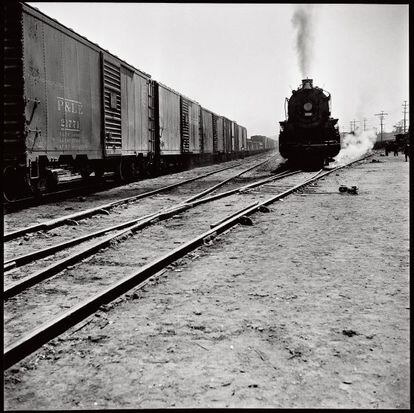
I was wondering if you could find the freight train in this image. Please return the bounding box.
[279,78,341,166]
[3,3,274,201]
[248,135,276,152]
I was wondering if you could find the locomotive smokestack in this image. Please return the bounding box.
[302,78,313,89]
[292,5,314,77]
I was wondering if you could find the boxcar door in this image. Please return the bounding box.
[102,54,122,156]
[180,97,190,153]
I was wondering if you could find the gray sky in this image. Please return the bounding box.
[29,3,409,137]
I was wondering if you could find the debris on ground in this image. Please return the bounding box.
[342,329,359,337]
[339,185,358,194]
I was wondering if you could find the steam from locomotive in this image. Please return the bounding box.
[292,5,315,77]
[332,129,376,167]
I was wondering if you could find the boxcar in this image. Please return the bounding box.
[201,108,214,156]
[238,125,244,151]
[3,2,256,200]
[180,95,202,155]
[4,2,155,197]
[157,82,181,157]
[215,115,224,155]
[241,127,247,151]
[223,117,233,155]
[229,122,235,152]
[233,123,240,152]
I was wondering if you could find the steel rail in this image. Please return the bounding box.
[3,163,242,242]
[3,213,157,272]
[181,157,275,203]
[2,204,190,300]
[185,169,299,207]
[3,169,292,297]
[4,156,279,272]
[2,154,372,370]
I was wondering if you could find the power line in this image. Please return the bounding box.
[374,111,388,143]
[402,101,408,133]
[363,118,368,131]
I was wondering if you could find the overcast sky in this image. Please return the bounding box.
[29,2,409,137]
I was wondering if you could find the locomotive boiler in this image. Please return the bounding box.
[279,78,341,166]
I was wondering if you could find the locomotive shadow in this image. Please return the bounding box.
[286,157,326,171]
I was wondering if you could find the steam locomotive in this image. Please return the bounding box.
[279,79,341,166]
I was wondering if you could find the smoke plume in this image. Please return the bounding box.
[332,129,376,167]
[292,5,314,77]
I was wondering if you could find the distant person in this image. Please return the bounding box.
[393,142,399,156]
[385,142,390,156]
[404,143,410,162]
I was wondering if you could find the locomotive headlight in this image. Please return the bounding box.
[303,102,313,111]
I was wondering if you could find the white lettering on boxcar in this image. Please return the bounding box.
[57,97,83,133]
[57,97,83,115]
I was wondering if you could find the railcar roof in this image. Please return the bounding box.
[23,2,151,79]
[23,2,245,129]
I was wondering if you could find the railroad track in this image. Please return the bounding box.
[3,153,373,369]
[3,162,243,241]
[2,156,263,215]
[4,153,278,242]
[3,155,291,293]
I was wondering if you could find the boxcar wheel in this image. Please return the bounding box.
[117,159,137,182]
[80,164,92,179]
[37,170,58,192]
[3,166,20,202]
[94,167,104,179]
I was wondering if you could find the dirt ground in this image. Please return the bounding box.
[3,152,409,409]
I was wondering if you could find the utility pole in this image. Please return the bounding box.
[402,101,408,133]
[350,119,359,133]
[375,111,388,143]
